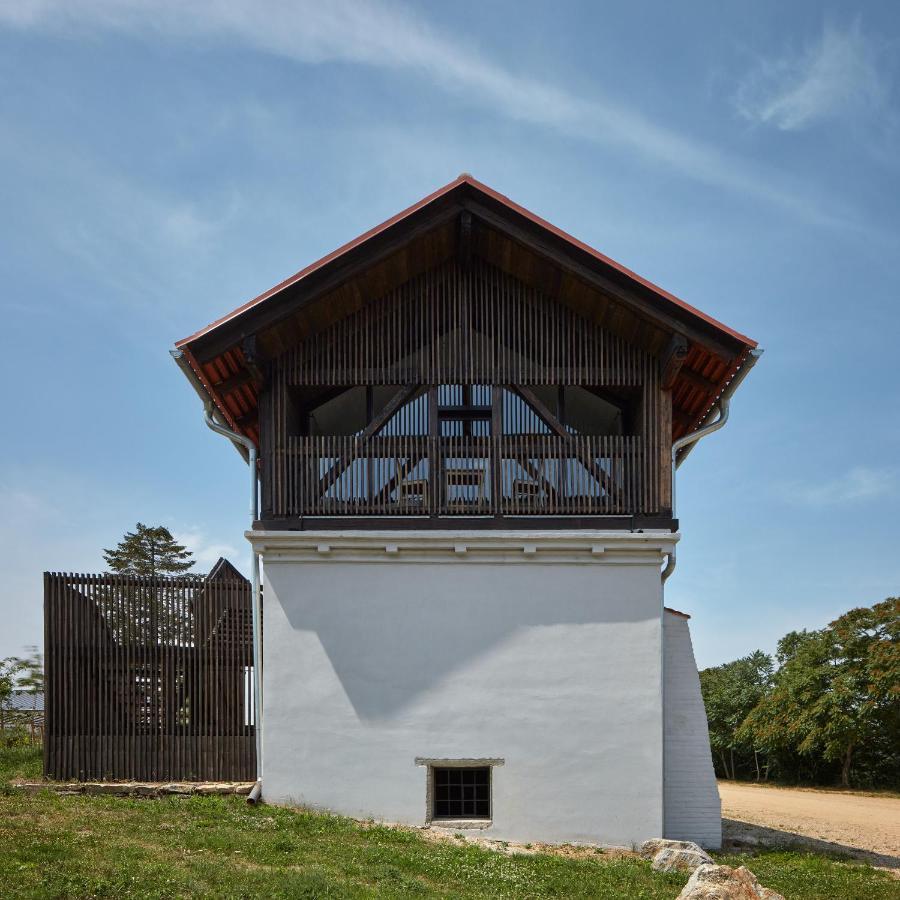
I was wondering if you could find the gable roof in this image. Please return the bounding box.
[174,174,757,448]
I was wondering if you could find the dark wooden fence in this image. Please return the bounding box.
[44,567,256,782]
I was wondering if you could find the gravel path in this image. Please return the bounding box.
[719,781,900,870]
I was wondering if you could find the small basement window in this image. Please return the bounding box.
[432,766,491,820]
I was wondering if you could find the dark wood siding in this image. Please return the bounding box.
[261,259,671,524]
[44,572,256,782]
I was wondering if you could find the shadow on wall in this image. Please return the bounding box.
[270,563,657,722]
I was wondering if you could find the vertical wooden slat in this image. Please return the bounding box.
[44,571,254,784]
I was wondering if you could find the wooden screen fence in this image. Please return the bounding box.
[44,571,256,782]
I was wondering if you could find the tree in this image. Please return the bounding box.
[101,525,196,643]
[10,647,43,703]
[0,657,22,726]
[740,598,899,787]
[103,523,194,576]
[700,650,773,780]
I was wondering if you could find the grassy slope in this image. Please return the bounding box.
[1,743,43,782]
[3,749,897,899]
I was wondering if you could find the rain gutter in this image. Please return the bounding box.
[170,349,264,801]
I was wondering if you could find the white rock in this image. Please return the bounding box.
[640,839,713,872]
[652,846,715,873]
[640,838,706,859]
[677,863,785,900]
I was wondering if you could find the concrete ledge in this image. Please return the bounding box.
[247,529,678,566]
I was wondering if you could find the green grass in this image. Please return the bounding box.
[0,742,42,782]
[2,748,897,899]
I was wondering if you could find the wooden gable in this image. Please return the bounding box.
[175,175,756,451]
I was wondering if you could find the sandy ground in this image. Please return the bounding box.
[719,781,900,870]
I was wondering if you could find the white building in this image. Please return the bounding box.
[174,175,758,848]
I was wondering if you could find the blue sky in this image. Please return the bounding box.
[1,1,898,668]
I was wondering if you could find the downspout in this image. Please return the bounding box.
[659,347,761,839]
[661,348,763,584]
[170,350,264,802]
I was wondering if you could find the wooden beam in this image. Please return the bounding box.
[511,384,623,503]
[315,384,423,498]
[212,368,259,396]
[256,514,678,532]
[458,210,473,270]
[191,202,463,362]
[676,365,719,393]
[373,452,425,504]
[659,389,672,510]
[491,386,502,509]
[512,384,567,439]
[428,386,439,515]
[514,455,560,504]
[661,334,689,390]
[465,198,742,360]
[437,405,492,421]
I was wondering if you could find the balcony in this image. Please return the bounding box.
[263,433,668,527]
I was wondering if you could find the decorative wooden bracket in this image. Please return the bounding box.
[241,335,265,385]
[661,333,689,390]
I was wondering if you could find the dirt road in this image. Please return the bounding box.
[719,781,900,870]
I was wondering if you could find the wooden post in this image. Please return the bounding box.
[659,389,673,514]
[428,386,439,517]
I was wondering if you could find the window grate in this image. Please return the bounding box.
[432,766,490,819]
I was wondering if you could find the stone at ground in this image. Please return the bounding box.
[652,846,715,873]
[640,839,713,872]
[12,781,256,798]
[640,839,708,860]
[677,863,785,900]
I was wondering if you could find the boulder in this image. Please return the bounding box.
[640,839,713,872]
[641,839,708,860]
[677,864,785,900]
[652,846,715,873]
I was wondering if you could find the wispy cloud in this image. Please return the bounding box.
[0,0,865,230]
[0,123,240,325]
[174,527,242,572]
[781,465,898,507]
[735,20,890,131]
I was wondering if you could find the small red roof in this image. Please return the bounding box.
[664,606,691,619]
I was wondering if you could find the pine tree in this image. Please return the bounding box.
[103,523,194,576]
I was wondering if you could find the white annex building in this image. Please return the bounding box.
[174,175,759,848]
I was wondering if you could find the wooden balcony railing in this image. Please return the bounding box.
[270,434,660,519]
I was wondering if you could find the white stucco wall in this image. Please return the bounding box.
[663,610,722,848]
[250,530,676,846]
